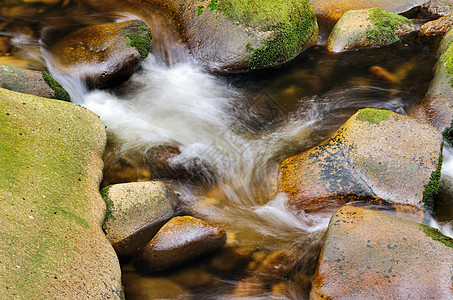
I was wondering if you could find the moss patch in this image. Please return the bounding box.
[365,8,412,44]
[41,71,71,102]
[125,26,153,58]
[419,223,453,249]
[101,185,116,222]
[356,108,392,124]
[422,155,443,212]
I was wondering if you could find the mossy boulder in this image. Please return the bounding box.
[412,27,453,134]
[0,64,70,101]
[326,8,415,52]
[0,88,122,298]
[311,206,453,299]
[124,0,318,71]
[51,20,152,89]
[137,216,227,272]
[278,108,443,214]
[101,181,176,257]
[310,0,425,28]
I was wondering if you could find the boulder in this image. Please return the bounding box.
[419,13,453,37]
[278,108,443,214]
[326,8,415,52]
[310,206,453,299]
[421,0,453,17]
[138,216,227,272]
[101,181,176,257]
[0,88,122,298]
[310,0,425,27]
[0,64,70,101]
[411,27,453,132]
[51,20,152,89]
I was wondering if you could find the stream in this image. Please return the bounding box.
[1,1,453,299]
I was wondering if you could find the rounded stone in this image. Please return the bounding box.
[101,181,176,257]
[138,216,227,272]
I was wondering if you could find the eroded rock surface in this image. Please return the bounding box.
[311,206,453,299]
[278,108,443,213]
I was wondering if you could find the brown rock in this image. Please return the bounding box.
[138,216,227,272]
[278,108,442,213]
[419,13,453,37]
[421,0,453,17]
[51,20,152,89]
[101,181,176,257]
[311,206,453,299]
[253,249,300,280]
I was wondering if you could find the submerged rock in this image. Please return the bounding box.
[419,13,453,37]
[278,108,443,213]
[311,206,453,299]
[101,181,176,257]
[0,88,122,298]
[51,20,152,89]
[326,8,415,52]
[0,64,70,101]
[138,216,227,272]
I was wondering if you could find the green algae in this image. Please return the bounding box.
[125,26,153,58]
[101,185,117,222]
[41,71,71,102]
[365,8,412,44]
[356,108,392,124]
[419,223,453,249]
[422,155,443,212]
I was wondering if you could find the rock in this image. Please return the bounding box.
[232,277,265,298]
[251,249,300,280]
[310,206,453,299]
[0,88,122,298]
[421,0,453,17]
[310,0,425,28]
[326,8,415,52]
[51,20,152,89]
[138,216,227,272]
[278,108,443,214]
[0,64,70,101]
[122,271,190,300]
[101,181,176,257]
[419,13,453,37]
[412,27,453,132]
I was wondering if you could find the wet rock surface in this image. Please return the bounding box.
[326,8,415,52]
[278,108,443,213]
[421,0,453,17]
[138,216,227,272]
[0,64,70,101]
[51,20,152,89]
[419,13,453,37]
[0,88,122,298]
[101,181,176,257]
[311,206,453,299]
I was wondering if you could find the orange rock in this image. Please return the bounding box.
[311,206,453,299]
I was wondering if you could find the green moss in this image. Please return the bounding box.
[356,108,392,124]
[422,155,443,212]
[197,5,204,16]
[101,185,116,222]
[365,8,412,44]
[41,71,71,102]
[125,26,153,58]
[419,223,453,249]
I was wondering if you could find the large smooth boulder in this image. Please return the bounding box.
[0,88,122,298]
[412,28,453,132]
[101,181,176,257]
[310,0,426,27]
[138,216,227,272]
[83,0,318,71]
[326,8,415,52]
[0,64,70,101]
[51,20,152,89]
[278,108,443,214]
[311,206,453,299]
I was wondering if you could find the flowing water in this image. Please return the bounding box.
[1,2,453,299]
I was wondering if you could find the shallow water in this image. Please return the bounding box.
[1,1,452,299]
